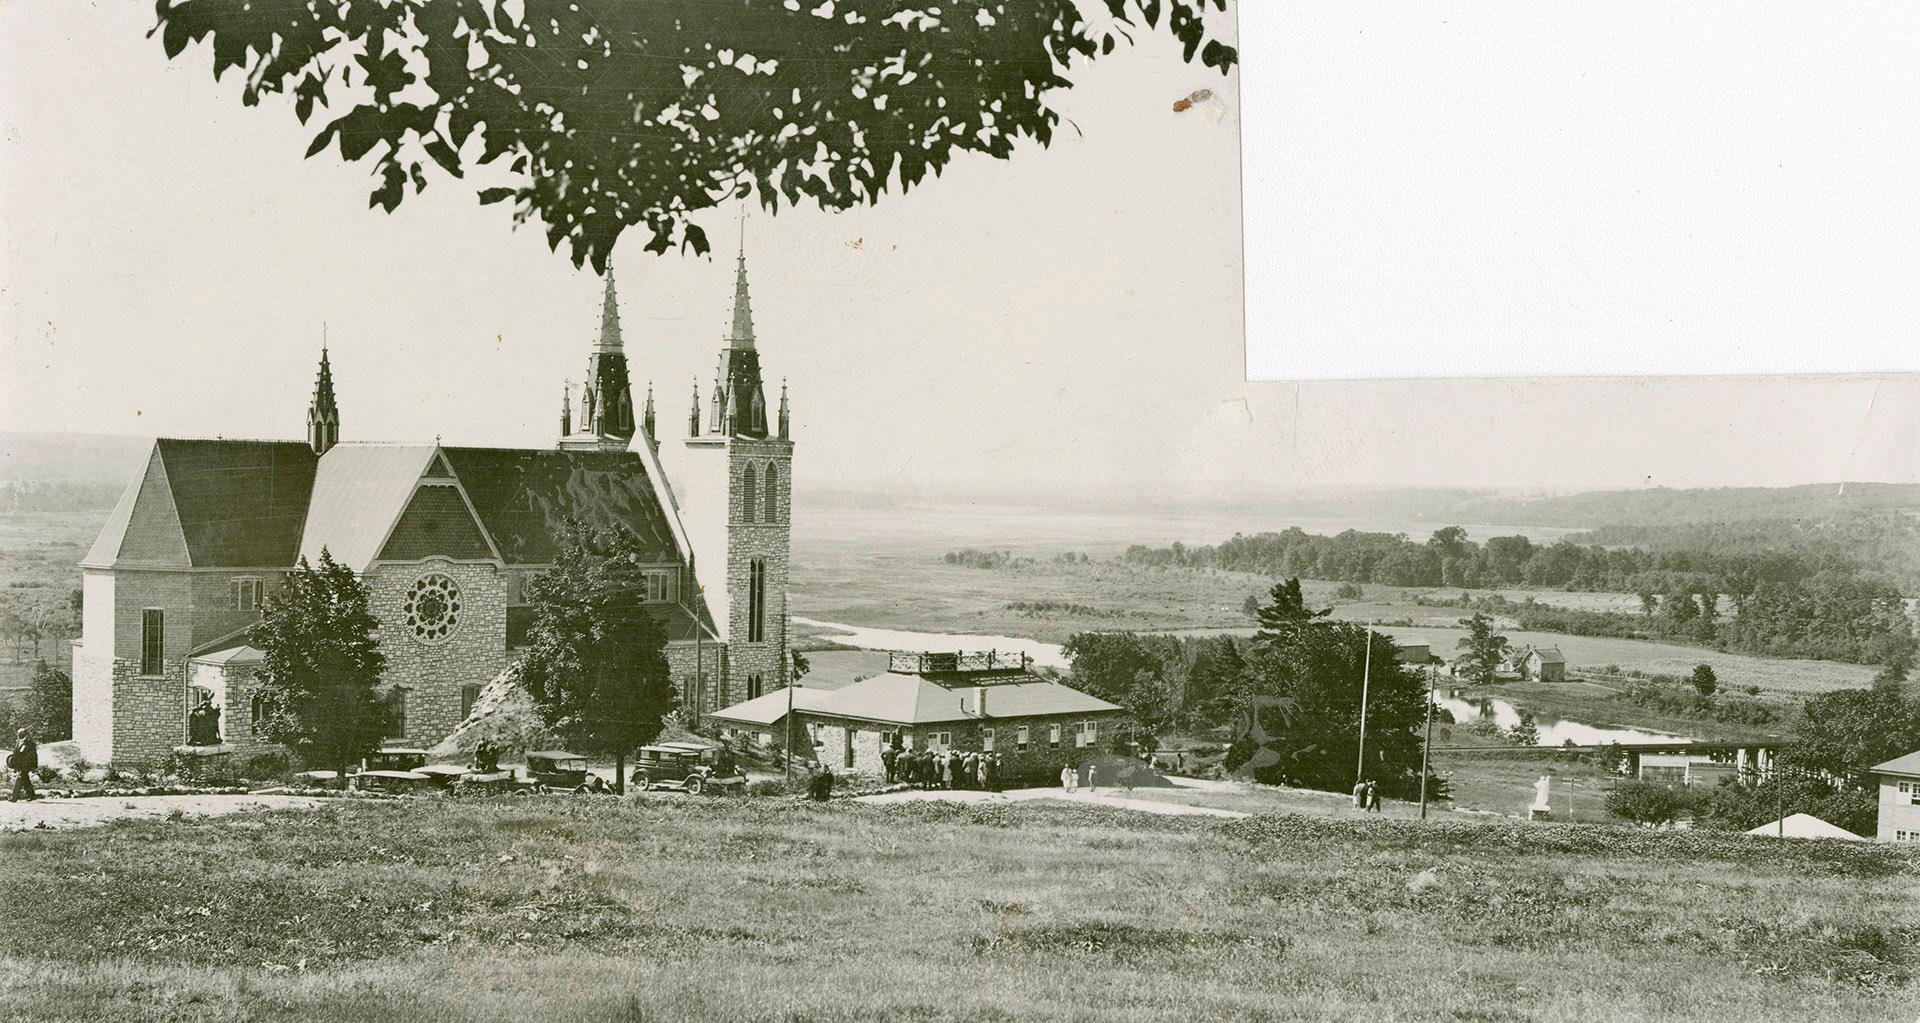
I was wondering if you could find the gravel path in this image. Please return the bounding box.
[0,793,331,832]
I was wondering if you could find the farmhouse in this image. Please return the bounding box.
[71,255,794,765]
[714,650,1128,784]
[1518,646,1567,682]
[1869,749,1920,843]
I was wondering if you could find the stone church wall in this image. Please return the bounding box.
[365,559,510,747]
[725,437,792,717]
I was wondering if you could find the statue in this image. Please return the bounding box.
[187,698,223,746]
[1529,774,1553,819]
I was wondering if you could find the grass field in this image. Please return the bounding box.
[2,797,1914,1022]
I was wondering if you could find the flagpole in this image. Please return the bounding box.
[1355,620,1373,787]
[1419,665,1435,819]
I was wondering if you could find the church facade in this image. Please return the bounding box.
[70,255,793,766]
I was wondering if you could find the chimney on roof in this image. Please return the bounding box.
[973,686,988,717]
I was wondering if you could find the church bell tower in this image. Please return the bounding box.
[307,344,340,455]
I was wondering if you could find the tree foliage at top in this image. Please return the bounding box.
[1777,686,1920,785]
[1239,618,1428,797]
[1251,578,1329,640]
[1453,613,1509,686]
[519,521,677,792]
[253,549,391,773]
[150,0,1238,270]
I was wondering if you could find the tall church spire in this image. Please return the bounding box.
[559,267,637,451]
[306,342,340,455]
[727,231,755,350]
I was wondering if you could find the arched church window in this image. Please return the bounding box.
[740,464,756,523]
[762,463,777,522]
[404,573,462,644]
[748,559,766,643]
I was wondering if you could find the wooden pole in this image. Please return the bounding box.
[1419,666,1435,819]
[1355,621,1374,788]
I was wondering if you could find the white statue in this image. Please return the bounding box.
[1531,775,1553,812]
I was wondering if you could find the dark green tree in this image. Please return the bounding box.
[1062,632,1183,736]
[1182,635,1246,727]
[23,661,72,741]
[1252,578,1330,642]
[1506,713,1539,747]
[1454,613,1510,686]
[520,522,679,794]
[1605,779,1688,826]
[1778,686,1920,784]
[1689,663,1718,697]
[253,549,391,775]
[1239,619,1427,797]
[150,0,1237,269]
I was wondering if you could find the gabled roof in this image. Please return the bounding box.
[797,672,1123,726]
[1531,647,1567,664]
[298,444,440,571]
[440,446,678,566]
[1742,813,1866,841]
[86,440,318,568]
[1870,749,1920,778]
[709,686,836,726]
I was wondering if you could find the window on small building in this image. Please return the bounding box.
[385,690,407,740]
[928,731,951,750]
[140,609,165,676]
[747,559,766,642]
[644,570,675,603]
[1048,723,1061,749]
[461,685,481,720]
[747,674,764,700]
[1899,830,1920,843]
[1016,725,1029,751]
[231,576,263,611]
[981,728,994,752]
[249,693,266,734]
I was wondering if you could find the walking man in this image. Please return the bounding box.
[881,744,898,784]
[1365,778,1382,813]
[9,727,39,802]
[1351,778,1366,810]
[1061,764,1076,792]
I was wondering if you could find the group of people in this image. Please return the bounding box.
[881,745,1007,791]
[1351,777,1384,812]
[469,740,502,774]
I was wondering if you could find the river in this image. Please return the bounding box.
[795,617,1693,746]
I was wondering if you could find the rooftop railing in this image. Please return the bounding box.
[887,650,1031,675]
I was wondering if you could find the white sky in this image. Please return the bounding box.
[2,3,1916,501]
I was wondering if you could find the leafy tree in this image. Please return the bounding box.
[23,661,72,741]
[253,549,391,776]
[150,0,1237,269]
[1506,713,1539,747]
[1252,578,1329,641]
[1689,664,1718,698]
[1692,774,1876,838]
[1778,686,1920,784]
[1239,594,1261,621]
[1063,632,1183,736]
[1453,613,1510,686]
[1238,620,1427,797]
[1605,780,1688,826]
[520,522,679,794]
[1182,635,1246,727]
[1592,742,1626,774]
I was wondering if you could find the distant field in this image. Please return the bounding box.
[3,797,1912,1022]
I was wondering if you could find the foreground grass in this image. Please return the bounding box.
[3,797,1916,1023]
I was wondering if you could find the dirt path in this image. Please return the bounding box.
[0,793,330,832]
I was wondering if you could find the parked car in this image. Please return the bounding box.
[524,751,591,792]
[416,763,470,788]
[362,748,430,773]
[352,769,430,793]
[630,741,747,795]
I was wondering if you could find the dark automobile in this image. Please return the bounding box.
[362,748,430,773]
[524,751,591,791]
[630,741,747,795]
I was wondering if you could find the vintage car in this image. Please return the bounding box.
[456,769,521,794]
[524,751,592,792]
[351,769,430,793]
[362,748,431,773]
[415,763,471,788]
[630,741,747,795]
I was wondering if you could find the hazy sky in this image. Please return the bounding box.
[2,4,1916,502]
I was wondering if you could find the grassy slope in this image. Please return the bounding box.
[3,798,1915,1023]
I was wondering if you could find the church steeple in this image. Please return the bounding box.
[688,378,701,437]
[306,343,340,455]
[708,240,769,439]
[560,381,573,438]
[727,241,756,350]
[642,381,657,452]
[560,266,637,451]
[778,379,790,441]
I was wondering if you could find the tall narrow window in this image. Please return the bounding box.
[747,674,764,700]
[740,464,756,523]
[140,608,165,676]
[763,463,779,522]
[748,558,766,642]
[386,690,407,740]
[231,577,263,611]
[461,685,481,719]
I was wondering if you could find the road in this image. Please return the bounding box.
[0,793,331,832]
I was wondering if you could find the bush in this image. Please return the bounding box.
[1333,582,1365,600]
[1605,780,1690,826]
[1690,664,1718,697]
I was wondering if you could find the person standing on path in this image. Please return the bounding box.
[1061,764,1076,792]
[9,728,38,802]
[1365,779,1382,813]
[1352,779,1367,810]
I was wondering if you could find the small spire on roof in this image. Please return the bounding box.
[596,263,623,352]
[727,214,755,350]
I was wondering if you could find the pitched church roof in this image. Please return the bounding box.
[85,439,318,568]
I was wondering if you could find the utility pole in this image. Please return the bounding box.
[784,672,795,784]
[1419,665,1436,819]
[1355,621,1374,788]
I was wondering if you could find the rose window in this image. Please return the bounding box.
[404,573,461,644]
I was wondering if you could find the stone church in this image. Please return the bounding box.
[71,252,793,766]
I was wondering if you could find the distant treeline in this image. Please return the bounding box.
[943,549,1090,570]
[1567,516,1920,593]
[1124,526,1916,666]
[0,480,124,514]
